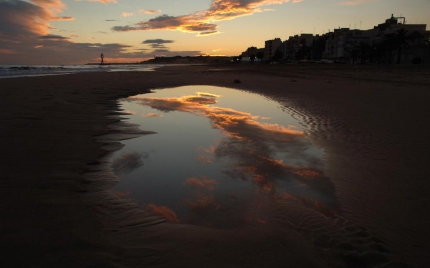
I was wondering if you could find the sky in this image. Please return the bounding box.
[1,0,429,65]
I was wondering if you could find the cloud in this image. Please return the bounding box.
[105,19,118,21]
[196,92,221,98]
[142,39,174,44]
[142,39,174,49]
[197,30,220,36]
[183,177,219,191]
[185,194,222,214]
[121,12,133,17]
[112,0,295,36]
[141,113,163,118]
[339,0,379,5]
[112,190,132,198]
[54,16,75,20]
[111,152,147,175]
[0,0,199,64]
[129,92,339,215]
[139,9,161,15]
[0,0,60,37]
[0,48,17,54]
[153,49,170,53]
[76,0,118,4]
[146,204,180,223]
[39,34,70,40]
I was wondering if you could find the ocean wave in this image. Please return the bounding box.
[0,64,162,79]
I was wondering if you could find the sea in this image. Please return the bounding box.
[0,64,164,79]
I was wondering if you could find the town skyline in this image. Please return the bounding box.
[1,0,429,65]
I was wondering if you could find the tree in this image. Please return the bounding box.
[350,47,359,64]
[371,42,385,64]
[272,49,283,62]
[395,28,410,64]
[311,36,327,61]
[382,33,397,64]
[232,56,242,63]
[359,42,372,63]
[256,51,264,63]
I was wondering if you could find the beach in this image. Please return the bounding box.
[1,64,430,267]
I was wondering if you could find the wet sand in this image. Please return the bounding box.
[1,64,429,267]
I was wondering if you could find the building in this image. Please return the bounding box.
[241,14,429,65]
[322,15,429,63]
[282,34,315,61]
[264,38,282,61]
[323,28,372,62]
[240,46,264,62]
[241,46,258,57]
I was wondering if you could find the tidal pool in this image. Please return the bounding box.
[111,85,337,228]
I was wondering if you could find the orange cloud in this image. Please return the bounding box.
[0,0,74,37]
[184,177,219,191]
[0,49,18,54]
[141,112,163,118]
[131,93,304,140]
[112,190,132,198]
[339,0,378,5]
[31,0,65,12]
[146,204,180,223]
[186,194,222,212]
[76,0,117,4]
[196,92,221,98]
[122,12,133,17]
[196,155,213,164]
[252,174,275,192]
[54,16,75,20]
[294,169,321,180]
[112,0,295,35]
[139,9,161,14]
[130,91,339,218]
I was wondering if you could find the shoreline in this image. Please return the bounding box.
[1,64,430,267]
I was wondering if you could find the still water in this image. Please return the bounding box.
[111,86,337,228]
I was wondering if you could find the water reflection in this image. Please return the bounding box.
[112,86,337,228]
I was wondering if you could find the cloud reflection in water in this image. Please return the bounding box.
[112,152,148,175]
[123,91,338,226]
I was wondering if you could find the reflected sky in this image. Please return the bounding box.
[111,86,337,228]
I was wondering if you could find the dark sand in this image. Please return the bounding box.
[1,64,430,267]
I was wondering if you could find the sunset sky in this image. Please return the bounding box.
[1,0,429,65]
